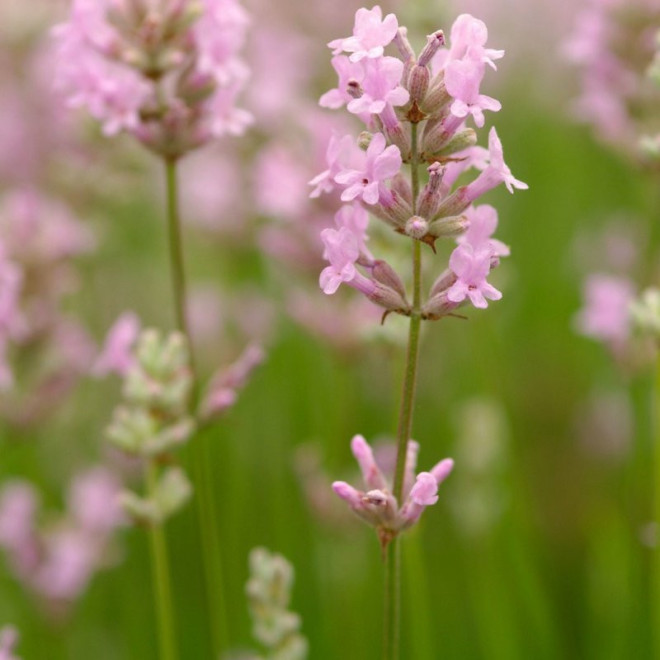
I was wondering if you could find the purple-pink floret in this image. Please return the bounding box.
[332,434,453,534]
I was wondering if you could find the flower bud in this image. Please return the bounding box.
[417,162,444,219]
[422,291,460,321]
[367,282,411,315]
[418,30,445,67]
[393,27,415,62]
[430,129,478,159]
[431,187,470,220]
[357,131,373,151]
[371,188,413,229]
[427,214,469,239]
[407,64,430,105]
[371,260,407,298]
[380,106,410,158]
[390,173,413,204]
[405,216,429,239]
[420,75,451,115]
[428,268,457,298]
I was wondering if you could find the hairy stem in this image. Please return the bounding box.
[164,158,227,656]
[147,462,178,660]
[385,122,423,660]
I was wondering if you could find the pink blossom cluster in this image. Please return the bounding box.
[53,0,251,157]
[332,435,453,539]
[0,190,96,424]
[0,468,123,608]
[564,0,660,154]
[313,8,527,320]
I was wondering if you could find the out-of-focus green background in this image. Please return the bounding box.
[1,1,658,658]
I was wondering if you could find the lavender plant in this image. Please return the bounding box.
[52,1,256,657]
[311,8,527,657]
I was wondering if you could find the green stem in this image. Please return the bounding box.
[163,157,228,656]
[164,161,187,338]
[384,539,400,660]
[653,352,660,659]
[147,462,178,660]
[385,122,423,660]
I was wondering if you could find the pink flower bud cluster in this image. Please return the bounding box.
[332,435,453,540]
[0,190,96,425]
[53,0,251,158]
[564,0,660,155]
[0,468,123,608]
[312,8,527,319]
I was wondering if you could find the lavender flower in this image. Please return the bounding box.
[53,0,251,158]
[313,8,526,320]
[333,435,453,543]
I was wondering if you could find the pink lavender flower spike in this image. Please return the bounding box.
[576,274,635,347]
[447,244,502,309]
[332,435,453,541]
[328,6,398,62]
[334,133,402,205]
[92,311,140,378]
[0,626,20,660]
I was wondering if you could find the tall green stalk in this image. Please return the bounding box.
[653,351,660,660]
[384,122,423,660]
[163,158,228,656]
[147,461,178,660]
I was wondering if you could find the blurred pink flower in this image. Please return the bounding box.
[92,312,140,378]
[0,626,20,660]
[200,344,265,419]
[576,274,635,346]
[0,467,123,608]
